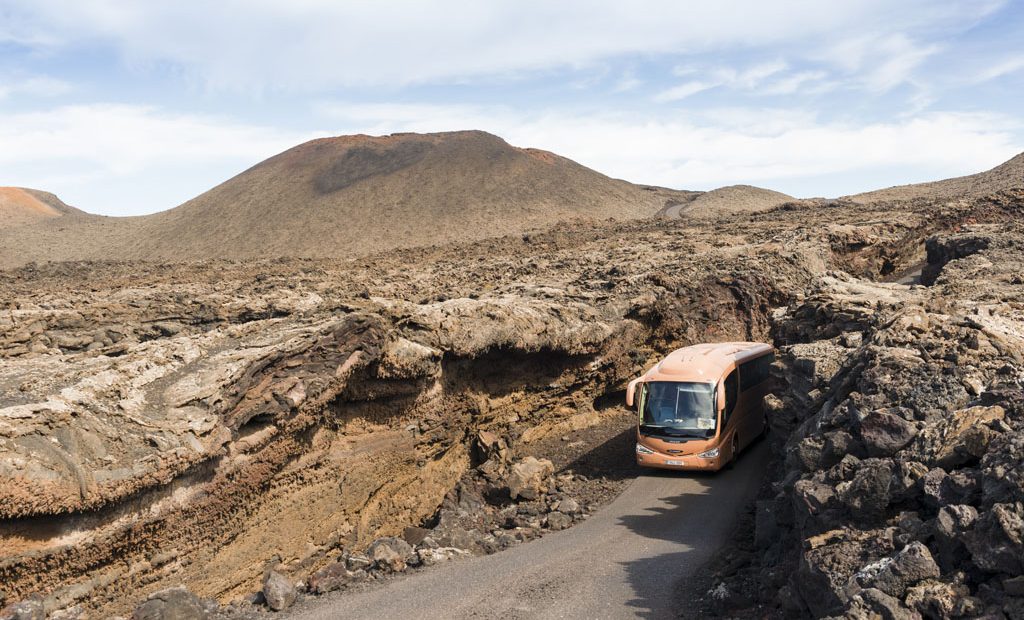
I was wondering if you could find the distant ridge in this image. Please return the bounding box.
[847,152,1024,203]
[0,130,691,268]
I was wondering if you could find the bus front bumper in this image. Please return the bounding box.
[636,451,723,472]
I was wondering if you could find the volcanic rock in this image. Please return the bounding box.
[132,587,208,620]
[0,596,44,620]
[545,512,572,530]
[308,562,358,595]
[368,537,415,572]
[859,410,918,457]
[507,457,555,500]
[261,571,296,611]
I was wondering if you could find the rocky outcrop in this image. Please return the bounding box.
[710,218,1024,618]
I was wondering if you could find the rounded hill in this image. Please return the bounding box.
[0,131,689,267]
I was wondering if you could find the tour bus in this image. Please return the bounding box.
[625,342,774,471]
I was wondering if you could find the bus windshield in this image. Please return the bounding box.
[639,381,717,437]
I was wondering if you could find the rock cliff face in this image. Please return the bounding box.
[1,189,1020,617]
[708,193,1024,618]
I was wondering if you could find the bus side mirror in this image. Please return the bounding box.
[717,384,726,411]
[626,378,641,408]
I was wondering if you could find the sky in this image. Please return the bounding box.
[1,1,1023,216]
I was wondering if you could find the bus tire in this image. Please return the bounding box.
[727,435,739,469]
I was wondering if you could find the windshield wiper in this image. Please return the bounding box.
[640,426,706,438]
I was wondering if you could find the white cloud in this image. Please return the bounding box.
[1,0,1004,90]
[818,33,940,92]
[653,81,717,102]
[759,70,831,95]
[612,70,642,93]
[0,104,322,214]
[974,55,1024,82]
[656,61,798,100]
[0,75,72,99]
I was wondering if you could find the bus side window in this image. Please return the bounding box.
[724,369,738,425]
[739,359,754,391]
[740,354,773,392]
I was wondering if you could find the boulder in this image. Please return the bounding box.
[859,410,917,457]
[506,457,555,500]
[262,570,296,611]
[545,511,572,530]
[851,588,919,620]
[904,580,965,619]
[442,527,480,551]
[792,436,826,472]
[965,503,1024,575]
[310,562,367,594]
[793,479,835,519]
[821,430,864,466]
[797,538,867,617]
[858,542,940,598]
[554,497,580,515]
[475,429,507,463]
[914,405,1006,468]
[132,587,208,620]
[0,596,44,620]
[934,504,977,541]
[841,460,894,523]
[368,537,415,572]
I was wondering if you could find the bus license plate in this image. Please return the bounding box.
[665,459,684,466]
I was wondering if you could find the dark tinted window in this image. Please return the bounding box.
[740,353,774,391]
[723,369,738,425]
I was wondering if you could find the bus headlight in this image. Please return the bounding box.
[636,443,655,455]
[698,448,720,459]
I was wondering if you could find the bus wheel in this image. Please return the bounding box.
[727,435,739,469]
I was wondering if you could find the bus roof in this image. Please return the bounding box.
[641,341,772,384]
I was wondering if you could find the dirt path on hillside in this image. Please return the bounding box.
[287,441,769,620]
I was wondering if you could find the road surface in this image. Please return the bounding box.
[288,440,769,620]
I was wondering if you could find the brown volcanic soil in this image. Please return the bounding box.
[660,184,795,219]
[848,151,1024,203]
[1,184,1022,617]
[0,187,83,229]
[0,131,692,268]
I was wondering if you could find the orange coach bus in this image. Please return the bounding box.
[625,342,774,472]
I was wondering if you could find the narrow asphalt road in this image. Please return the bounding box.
[288,440,769,620]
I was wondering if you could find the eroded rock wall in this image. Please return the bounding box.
[738,216,1024,618]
